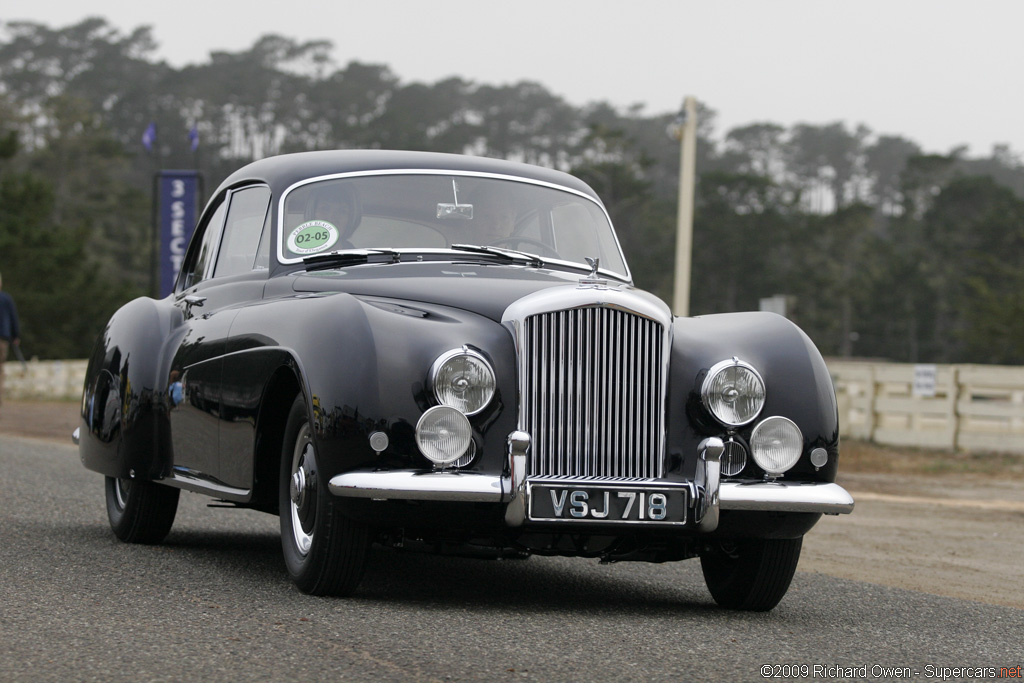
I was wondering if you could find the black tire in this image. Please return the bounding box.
[104,476,180,544]
[279,395,369,596]
[700,536,802,611]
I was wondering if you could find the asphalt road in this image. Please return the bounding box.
[1,434,1022,682]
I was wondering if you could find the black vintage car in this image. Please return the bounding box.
[76,150,852,610]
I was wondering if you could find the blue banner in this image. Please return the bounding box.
[142,122,156,151]
[158,170,200,298]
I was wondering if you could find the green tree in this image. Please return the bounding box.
[690,171,797,315]
[368,78,476,152]
[0,104,139,358]
[786,122,869,211]
[864,134,921,216]
[26,95,150,291]
[788,204,877,357]
[308,61,399,148]
[920,175,1024,362]
[0,18,162,150]
[721,122,787,177]
[571,125,675,300]
[470,81,579,165]
[963,262,1024,364]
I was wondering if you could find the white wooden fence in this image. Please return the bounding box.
[2,359,88,402]
[829,360,1024,453]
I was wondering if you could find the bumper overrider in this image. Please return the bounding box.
[327,432,854,531]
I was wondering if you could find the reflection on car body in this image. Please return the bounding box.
[77,150,852,611]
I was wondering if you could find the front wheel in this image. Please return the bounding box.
[700,537,802,611]
[279,395,369,596]
[104,476,180,544]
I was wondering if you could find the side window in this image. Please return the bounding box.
[181,199,227,290]
[550,203,601,262]
[214,186,272,278]
[254,208,272,271]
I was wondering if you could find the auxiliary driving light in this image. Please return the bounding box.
[750,416,803,476]
[415,405,473,466]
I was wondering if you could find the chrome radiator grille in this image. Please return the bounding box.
[521,306,666,479]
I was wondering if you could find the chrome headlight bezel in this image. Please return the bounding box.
[701,358,766,427]
[428,347,496,416]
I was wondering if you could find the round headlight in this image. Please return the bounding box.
[701,358,765,427]
[415,406,473,466]
[430,348,496,415]
[750,416,803,476]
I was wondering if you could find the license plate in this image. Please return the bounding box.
[528,484,688,525]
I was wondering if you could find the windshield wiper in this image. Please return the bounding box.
[451,244,544,268]
[302,249,401,271]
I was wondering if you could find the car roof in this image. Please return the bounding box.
[214,149,602,202]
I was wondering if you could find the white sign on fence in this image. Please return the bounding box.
[913,364,937,397]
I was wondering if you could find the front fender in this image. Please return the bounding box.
[79,296,179,479]
[227,292,519,484]
[667,311,840,483]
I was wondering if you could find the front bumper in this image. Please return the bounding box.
[327,432,854,531]
[328,469,506,502]
[720,481,854,514]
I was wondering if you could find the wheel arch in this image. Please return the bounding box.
[251,363,304,514]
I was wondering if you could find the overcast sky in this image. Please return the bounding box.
[7,0,1024,158]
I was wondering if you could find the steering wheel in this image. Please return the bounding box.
[488,237,560,259]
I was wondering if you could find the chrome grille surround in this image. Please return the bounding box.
[502,286,673,481]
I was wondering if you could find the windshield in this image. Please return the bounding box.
[276,172,628,277]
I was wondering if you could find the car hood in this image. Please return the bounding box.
[290,262,616,322]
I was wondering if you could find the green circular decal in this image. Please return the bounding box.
[288,220,339,255]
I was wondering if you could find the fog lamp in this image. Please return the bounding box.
[750,416,803,476]
[721,439,748,477]
[415,406,473,466]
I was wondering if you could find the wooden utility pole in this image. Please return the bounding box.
[671,96,698,317]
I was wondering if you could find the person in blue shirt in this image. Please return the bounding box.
[167,370,183,407]
[0,270,21,411]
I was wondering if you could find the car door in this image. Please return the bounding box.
[167,184,271,497]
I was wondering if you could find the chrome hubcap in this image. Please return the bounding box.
[288,423,316,556]
[114,478,131,510]
[290,469,306,507]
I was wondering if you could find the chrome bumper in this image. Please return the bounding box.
[327,431,528,504]
[328,469,506,502]
[720,481,855,514]
[328,432,854,529]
